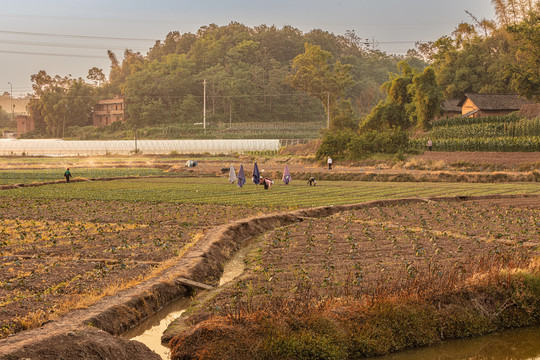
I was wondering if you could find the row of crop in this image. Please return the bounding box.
[410,136,540,152]
[426,118,540,139]
[431,114,524,128]
[0,167,168,185]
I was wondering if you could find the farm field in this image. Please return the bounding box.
[170,196,540,359]
[0,167,169,185]
[0,176,539,342]
[1,177,540,206]
[0,193,273,339]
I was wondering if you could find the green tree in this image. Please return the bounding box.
[360,62,441,131]
[411,67,443,129]
[87,67,106,87]
[29,71,96,137]
[506,11,540,100]
[360,62,415,131]
[288,43,356,130]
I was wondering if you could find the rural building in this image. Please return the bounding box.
[458,93,533,118]
[92,96,125,127]
[439,99,461,119]
[0,95,30,117]
[16,115,34,134]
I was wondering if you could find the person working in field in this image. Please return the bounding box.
[327,156,333,170]
[307,176,317,186]
[259,177,274,189]
[64,168,72,183]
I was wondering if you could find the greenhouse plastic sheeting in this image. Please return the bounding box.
[0,139,281,156]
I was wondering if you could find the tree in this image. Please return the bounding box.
[288,43,356,130]
[506,11,540,100]
[411,67,443,130]
[87,67,106,86]
[360,62,441,132]
[491,0,540,26]
[29,72,96,137]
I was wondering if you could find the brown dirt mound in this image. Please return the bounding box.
[412,151,540,167]
[279,139,320,156]
[1,327,161,360]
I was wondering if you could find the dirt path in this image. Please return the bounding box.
[412,151,540,167]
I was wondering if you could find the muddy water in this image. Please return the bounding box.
[124,244,252,359]
[122,297,190,359]
[373,325,540,360]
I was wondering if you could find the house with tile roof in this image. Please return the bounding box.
[457,93,533,118]
[439,99,462,119]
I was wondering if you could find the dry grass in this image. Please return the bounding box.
[171,255,539,360]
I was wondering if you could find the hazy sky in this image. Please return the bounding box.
[1,0,495,97]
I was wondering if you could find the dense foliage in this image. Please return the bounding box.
[359,62,442,132]
[417,1,539,100]
[26,24,425,138]
[316,127,409,159]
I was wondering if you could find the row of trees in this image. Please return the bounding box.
[25,1,538,145]
[26,23,425,137]
[416,0,539,101]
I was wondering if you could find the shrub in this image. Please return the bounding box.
[316,129,355,159]
[347,128,408,158]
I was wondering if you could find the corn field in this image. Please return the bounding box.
[413,115,540,151]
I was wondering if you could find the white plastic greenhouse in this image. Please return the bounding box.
[0,139,281,156]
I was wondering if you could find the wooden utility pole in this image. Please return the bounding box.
[327,92,330,129]
[203,79,207,134]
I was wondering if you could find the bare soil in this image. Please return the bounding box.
[0,198,274,340]
[413,151,540,167]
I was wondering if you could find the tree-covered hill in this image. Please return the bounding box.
[26,23,425,138]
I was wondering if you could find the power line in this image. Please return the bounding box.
[0,13,182,24]
[0,30,155,42]
[0,49,107,59]
[0,39,147,51]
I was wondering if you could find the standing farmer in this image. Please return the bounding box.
[327,157,333,170]
[64,168,72,183]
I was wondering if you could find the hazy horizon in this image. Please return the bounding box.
[1,0,495,97]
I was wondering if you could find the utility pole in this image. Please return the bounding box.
[7,82,13,122]
[134,125,138,154]
[327,92,330,129]
[203,79,207,134]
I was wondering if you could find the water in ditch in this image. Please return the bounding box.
[125,243,540,360]
[373,325,540,360]
[124,244,252,359]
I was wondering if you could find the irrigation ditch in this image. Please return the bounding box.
[0,193,539,359]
